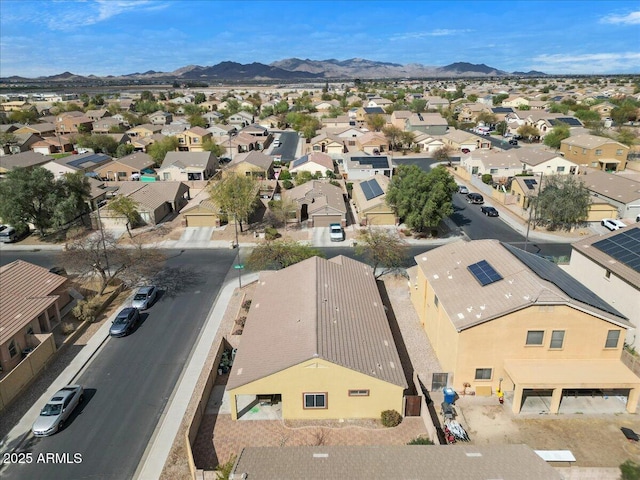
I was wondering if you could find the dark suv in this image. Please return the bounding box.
[466,193,484,204]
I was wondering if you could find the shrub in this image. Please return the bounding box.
[407,436,434,445]
[282,179,293,189]
[620,460,640,480]
[235,316,246,327]
[265,227,279,240]
[60,322,77,335]
[242,299,252,311]
[481,173,493,185]
[232,328,243,335]
[381,409,402,427]
[72,297,102,323]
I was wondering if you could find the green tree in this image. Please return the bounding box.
[543,122,571,150]
[135,100,162,115]
[115,143,135,158]
[140,90,155,102]
[492,94,509,105]
[278,169,292,181]
[549,102,570,114]
[386,165,458,233]
[365,114,386,132]
[495,121,508,136]
[354,228,409,278]
[245,240,324,270]
[0,167,90,235]
[209,173,258,234]
[536,174,590,231]
[466,94,478,102]
[194,92,206,104]
[433,145,452,163]
[400,131,416,149]
[188,113,207,128]
[617,128,637,147]
[183,103,204,116]
[409,98,427,113]
[52,172,91,228]
[382,125,403,151]
[0,131,18,149]
[517,124,541,142]
[295,170,314,186]
[76,134,119,155]
[108,196,141,238]
[476,111,497,126]
[8,109,39,124]
[611,102,639,125]
[574,109,601,127]
[202,138,226,157]
[147,136,179,165]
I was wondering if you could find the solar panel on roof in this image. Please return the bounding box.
[360,179,384,201]
[467,260,503,286]
[549,117,582,127]
[523,179,538,190]
[352,156,390,169]
[593,228,640,273]
[291,156,307,168]
[502,243,627,319]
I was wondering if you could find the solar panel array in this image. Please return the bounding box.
[351,156,390,169]
[593,227,640,274]
[67,153,109,169]
[467,260,503,286]
[549,117,582,127]
[502,243,626,319]
[360,179,384,201]
[290,155,308,169]
[523,179,538,190]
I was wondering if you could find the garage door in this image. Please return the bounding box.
[185,214,217,227]
[313,215,342,228]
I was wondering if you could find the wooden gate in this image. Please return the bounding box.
[404,395,422,416]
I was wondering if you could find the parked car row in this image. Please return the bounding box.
[109,285,158,337]
[459,187,500,218]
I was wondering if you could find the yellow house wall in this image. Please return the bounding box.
[560,142,628,171]
[454,305,625,392]
[228,358,405,420]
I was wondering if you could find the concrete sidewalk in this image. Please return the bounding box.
[134,273,259,480]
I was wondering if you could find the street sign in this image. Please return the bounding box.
[234,264,245,269]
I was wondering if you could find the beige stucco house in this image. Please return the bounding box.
[408,239,639,415]
[560,134,629,172]
[227,255,408,421]
[159,151,217,181]
[352,175,396,226]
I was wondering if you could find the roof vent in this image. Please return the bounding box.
[466,306,473,313]
[433,274,439,280]
[480,304,486,310]
[313,453,329,458]
[457,313,465,320]
[504,293,512,298]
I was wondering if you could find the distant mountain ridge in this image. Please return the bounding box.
[0,58,546,83]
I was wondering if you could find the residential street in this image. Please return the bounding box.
[0,249,236,480]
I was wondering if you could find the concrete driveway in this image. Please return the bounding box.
[179,227,214,246]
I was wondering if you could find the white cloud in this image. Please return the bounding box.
[600,11,640,25]
[390,29,472,41]
[46,0,169,30]
[531,52,640,74]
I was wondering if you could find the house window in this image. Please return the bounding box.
[556,166,565,172]
[595,149,602,156]
[163,173,171,181]
[591,162,598,168]
[304,392,327,409]
[434,294,439,308]
[475,368,492,380]
[348,389,370,397]
[471,167,479,175]
[490,168,498,174]
[192,137,199,143]
[26,326,34,335]
[605,330,620,349]
[582,148,587,155]
[550,330,565,349]
[348,140,356,146]
[8,340,17,358]
[526,330,544,345]
[605,270,611,279]
[616,149,623,156]
[313,146,320,151]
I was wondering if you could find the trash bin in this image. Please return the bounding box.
[443,387,456,404]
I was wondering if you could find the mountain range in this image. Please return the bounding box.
[0,58,546,83]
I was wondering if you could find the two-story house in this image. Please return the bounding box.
[560,134,629,172]
[55,111,93,135]
[158,151,217,181]
[408,239,639,414]
[175,127,212,152]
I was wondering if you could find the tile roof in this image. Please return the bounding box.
[562,134,628,150]
[0,260,67,345]
[579,168,640,204]
[227,256,407,390]
[227,151,273,170]
[231,445,562,479]
[283,181,346,215]
[110,152,155,170]
[161,151,215,169]
[0,151,52,170]
[115,181,187,211]
[289,152,334,172]
[352,174,391,211]
[413,239,630,332]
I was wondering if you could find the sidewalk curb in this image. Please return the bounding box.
[0,291,135,457]
[134,273,260,480]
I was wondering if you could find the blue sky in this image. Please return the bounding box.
[1,0,639,77]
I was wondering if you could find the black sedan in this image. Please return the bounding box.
[480,206,499,217]
[109,307,140,337]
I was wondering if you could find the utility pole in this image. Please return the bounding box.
[523,171,543,253]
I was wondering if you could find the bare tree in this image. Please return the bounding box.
[60,231,166,294]
[354,228,409,278]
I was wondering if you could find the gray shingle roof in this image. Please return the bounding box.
[227,256,407,390]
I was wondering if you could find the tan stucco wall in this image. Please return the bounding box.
[228,358,405,420]
[586,202,619,222]
[564,251,639,350]
[560,142,628,171]
[411,266,627,393]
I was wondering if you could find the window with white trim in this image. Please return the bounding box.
[348,389,369,397]
[605,330,620,349]
[550,330,565,349]
[526,330,544,345]
[475,368,492,380]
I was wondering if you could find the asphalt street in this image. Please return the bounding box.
[271,131,299,162]
[1,249,236,480]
